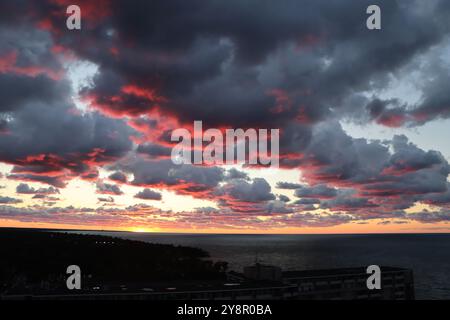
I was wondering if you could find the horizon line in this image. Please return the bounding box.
[1,226,449,236]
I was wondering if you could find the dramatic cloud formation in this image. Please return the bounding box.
[0,197,22,204]
[134,188,162,201]
[16,183,59,195]
[96,180,123,195]
[294,185,338,199]
[108,171,127,183]
[0,0,450,231]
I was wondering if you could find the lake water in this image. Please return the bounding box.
[71,232,450,299]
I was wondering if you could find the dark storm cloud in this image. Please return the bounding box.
[117,158,179,186]
[0,74,66,112]
[300,121,390,184]
[407,209,450,223]
[362,98,410,128]
[278,194,290,203]
[31,194,46,199]
[114,157,225,196]
[96,180,123,195]
[0,203,351,229]
[273,212,354,228]
[294,184,338,199]
[0,9,136,187]
[363,135,450,196]
[225,168,249,181]
[216,178,276,203]
[295,121,450,213]
[33,0,448,128]
[134,188,162,201]
[98,196,114,203]
[420,183,450,205]
[270,119,450,216]
[0,196,22,204]
[7,173,67,188]
[108,171,128,183]
[0,24,62,78]
[4,0,450,132]
[168,162,225,190]
[294,198,321,205]
[276,182,304,190]
[2,101,133,162]
[349,48,450,127]
[264,200,294,214]
[16,183,59,195]
[137,143,172,159]
[0,100,134,186]
[321,196,378,211]
[408,60,450,124]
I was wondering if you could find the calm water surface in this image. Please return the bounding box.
[71,232,450,299]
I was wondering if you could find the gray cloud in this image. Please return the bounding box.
[0,196,22,204]
[16,183,59,195]
[217,178,276,203]
[294,184,338,199]
[108,171,128,183]
[276,182,304,190]
[96,181,123,195]
[98,196,115,203]
[134,188,162,201]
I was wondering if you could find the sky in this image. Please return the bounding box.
[1,0,450,233]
